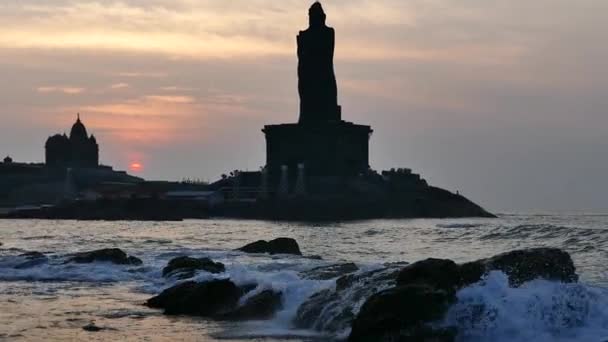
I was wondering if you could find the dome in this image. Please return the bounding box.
[69,113,88,141]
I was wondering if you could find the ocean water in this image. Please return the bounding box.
[0,214,607,341]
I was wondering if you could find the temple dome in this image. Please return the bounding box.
[69,114,88,141]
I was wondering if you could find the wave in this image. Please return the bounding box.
[443,271,608,342]
[437,223,484,229]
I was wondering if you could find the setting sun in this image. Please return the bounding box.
[129,162,143,172]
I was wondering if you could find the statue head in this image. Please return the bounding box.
[309,2,326,28]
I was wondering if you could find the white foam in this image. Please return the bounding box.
[443,271,608,342]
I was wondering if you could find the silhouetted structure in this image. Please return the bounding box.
[263,2,372,182]
[45,114,99,168]
[298,2,340,123]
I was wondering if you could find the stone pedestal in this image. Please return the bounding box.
[263,120,372,182]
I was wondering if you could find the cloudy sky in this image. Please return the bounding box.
[1,0,607,213]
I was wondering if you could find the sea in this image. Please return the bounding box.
[1,214,607,341]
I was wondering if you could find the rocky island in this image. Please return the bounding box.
[205,2,494,220]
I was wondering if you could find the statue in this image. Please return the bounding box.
[297,2,341,124]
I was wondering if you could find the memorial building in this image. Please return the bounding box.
[263,2,372,180]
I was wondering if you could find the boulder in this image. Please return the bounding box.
[478,247,578,286]
[349,285,456,342]
[299,263,359,280]
[220,289,283,320]
[67,248,142,265]
[396,247,577,291]
[237,238,302,255]
[294,265,403,332]
[162,256,225,279]
[396,258,462,292]
[14,251,48,269]
[146,279,243,316]
[82,323,103,332]
[349,248,578,341]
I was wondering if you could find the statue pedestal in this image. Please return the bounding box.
[262,120,372,182]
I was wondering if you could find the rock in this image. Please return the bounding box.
[396,258,462,292]
[237,238,302,255]
[348,285,456,342]
[146,279,243,316]
[299,263,359,280]
[479,247,578,286]
[82,322,116,332]
[162,256,225,279]
[14,251,48,269]
[82,323,103,332]
[294,289,337,329]
[349,248,578,341]
[294,265,402,332]
[66,248,142,265]
[220,289,283,320]
[396,248,578,291]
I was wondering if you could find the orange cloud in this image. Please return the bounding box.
[110,82,129,89]
[37,86,85,94]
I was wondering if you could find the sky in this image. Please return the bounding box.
[1,0,607,213]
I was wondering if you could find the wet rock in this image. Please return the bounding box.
[220,289,283,320]
[396,258,463,292]
[348,285,456,342]
[14,251,48,269]
[82,323,103,332]
[294,265,402,332]
[237,237,302,255]
[146,279,243,316]
[396,248,577,291]
[66,248,142,265]
[162,256,225,279]
[348,248,578,341]
[478,247,578,286]
[300,263,359,280]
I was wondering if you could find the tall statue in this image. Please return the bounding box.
[297,2,341,124]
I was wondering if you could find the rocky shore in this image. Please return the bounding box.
[134,238,577,341]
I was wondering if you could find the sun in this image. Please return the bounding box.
[129,162,143,172]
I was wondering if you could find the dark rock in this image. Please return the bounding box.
[162,256,225,279]
[67,248,142,265]
[479,247,578,286]
[14,251,48,269]
[294,289,337,329]
[237,238,302,255]
[397,248,578,291]
[348,285,455,342]
[220,289,283,320]
[146,279,242,316]
[294,265,402,332]
[82,323,103,332]
[300,263,359,280]
[348,248,578,341]
[397,258,462,292]
[82,322,116,332]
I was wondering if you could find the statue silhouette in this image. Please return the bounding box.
[297,2,341,124]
